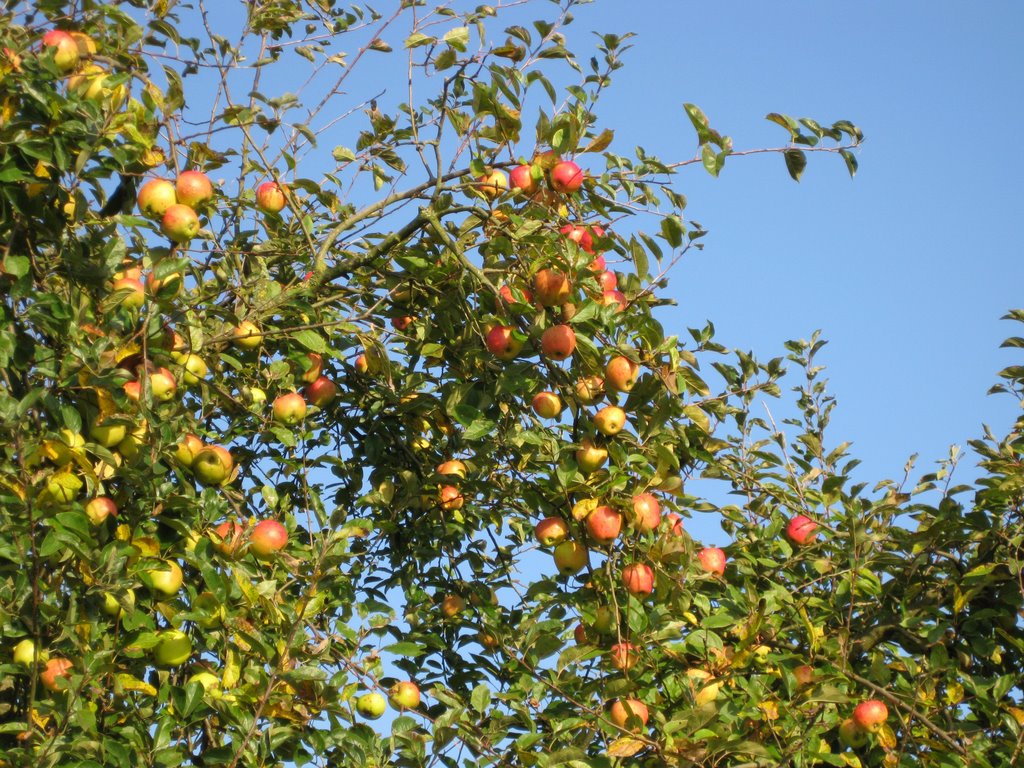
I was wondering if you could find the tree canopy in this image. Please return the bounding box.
[0,2,1021,768]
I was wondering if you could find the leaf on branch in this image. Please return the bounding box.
[840,148,858,178]
[607,737,646,757]
[443,27,470,52]
[581,128,614,154]
[368,39,392,53]
[784,149,807,182]
[404,33,435,49]
[765,112,801,141]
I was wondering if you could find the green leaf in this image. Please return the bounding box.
[471,683,491,713]
[840,148,858,178]
[784,148,807,181]
[292,329,327,353]
[660,216,685,249]
[404,33,435,49]
[383,641,425,657]
[443,26,470,52]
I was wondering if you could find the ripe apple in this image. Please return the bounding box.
[273,392,307,425]
[123,379,141,401]
[574,376,604,405]
[174,433,204,467]
[622,562,654,596]
[232,321,263,350]
[67,63,109,99]
[593,405,626,436]
[153,629,192,667]
[553,541,588,576]
[589,254,606,272]
[41,30,79,72]
[550,160,585,193]
[476,169,508,200]
[485,324,523,361]
[357,692,387,719]
[142,559,183,596]
[256,181,287,213]
[602,289,627,312]
[161,203,200,243]
[533,269,571,306]
[698,546,727,576]
[213,520,244,557]
[786,514,818,546]
[686,668,721,705]
[586,505,622,545]
[630,493,661,533]
[249,519,288,558]
[101,589,135,618]
[575,438,608,474]
[137,178,178,218]
[389,681,421,710]
[13,638,39,667]
[540,325,576,361]
[305,376,338,407]
[175,170,214,208]
[664,511,684,536]
[149,367,177,401]
[89,418,127,448]
[573,622,589,644]
[531,391,562,419]
[598,270,617,291]
[559,224,593,252]
[605,356,639,392]
[69,31,97,58]
[440,594,465,618]
[609,642,639,671]
[192,445,234,486]
[298,352,323,384]
[509,164,535,194]
[437,459,467,479]
[84,496,117,525]
[390,315,413,331]
[179,353,208,385]
[608,698,648,732]
[793,664,815,688]
[439,485,464,512]
[111,276,145,309]
[498,283,533,305]
[839,718,869,749]
[535,516,569,546]
[40,657,73,692]
[852,699,888,733]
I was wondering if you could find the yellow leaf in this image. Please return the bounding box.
[606,737,645,757]
[115,673,157,696]
[571,498,599,521]
[877,722,897,751]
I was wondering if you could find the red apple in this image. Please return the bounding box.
[175,170,214,208]
[41,30,79,72]
[586,505,622,545]
[550,160,585,193]
[605,356,639,392]
[174,434,204,467]
[498,283,533,305]
[485,325,522,361]
[111,277,145,309]
[533,269,571,307]
[256,181,287,213]
[594,405,626,436]
[598,270,617,291]
[439,485,464,512]
[192,445,234,486]
[559,224,593,253]
[573,622,588,644]
[161,203,200,243]
[250,519,287,558]
[698,546,727,576]
[575,438,608,474]
[622,562,654,596]
[389,681,421,710]
[509,164,535,194]
[553,541,588,575]
[273,392,307,425]
[609,642,639,671]
[574,376,604,405]
[602,289,627,312]
[540,325,576,361]
[531,391,562,419]
[391,315,414,331]
[437,459,467,479]
[786,514,818,546]
[852,699,888,733]
[608,698,648,732]
[137,178,178,219]
[630,493,661,533]
[476,169,508,200]
[664,511,684,536]
[84,496,117,525]
[305,376,338,407]
[793,664,815,688]
[588,254,606,272]
[298,352,323,384]
[213,520,244,557]
[40,657,73,692]
[535,516,569,546]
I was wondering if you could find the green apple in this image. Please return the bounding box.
[192,445,233,486]
[13,638,40,667]
[356,692,387,719]
[153,630,192,667]
[141,560,183,596]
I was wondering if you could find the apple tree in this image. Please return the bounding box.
[0,1,1021,767]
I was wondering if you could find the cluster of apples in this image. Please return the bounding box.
[136,171,214,244]
[839,699,889,748]
[354,680,422,720]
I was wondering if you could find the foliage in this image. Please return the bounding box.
[0,2,1020,768]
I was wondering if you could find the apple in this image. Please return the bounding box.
[509,164,535,194]
[535,516,569,546]
[559,224,593,252]
[193,592,225,629]
[273,392,307,425]
[593,405,626,436]
[573,623,589,644]
[630,493,661,533]
[476,169,508,200]
[84,496,117,525]
[485,324,522,361]
[305,376,338,407]
[852,699,888,733]
[142,559,183,596]
[609,642,638,671]
[553,541,588,575]
[111,276,145,309]
[137,178,177,218]
[354,353,379,375]
[213,520,244,557]
[440,594,465,618]
[602,289,627,311]
[574,376,604,405]
[589,254,607,272]
[249,519,288,558]
[356,692,387,719]
[256,181,287,213]
[41,30,79,72]
[437,459,467,479]
[161,203,200,243]
[575,438,608,474]
[605,356,639,392]
[391,315,413,331]
[839,718,869,749]
[664,511,684,536]
[175,170,214,208]
[40,657,73,692]
[686,668,721,705]
[69,32,97,58]
[550,160,585,193]
[149,367,177,401]
[174,433,204,467]
[43,470,83,504]
[586,505,622,545]
[622,562,654,596]
[598,270,617,292]
[13,638,39,667]
[540,325,576,361]
[101,589,135,618]
[531,391,562,419]
[67,63,108,99]
[698,546,727,576]
[533,269,571,306]
[192,445,234,486]
[188,671,222,694]
[439,485,464,512]
[793,664,815,688]
[232,321,263,350]
[786,514,818,546]
[179,353,208,385]
[389,681,421,710]
[153,629,192,667]
[498,283,533,305]
[608,698,648,732]
[89,418,127,448]
[592,605,616,635]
